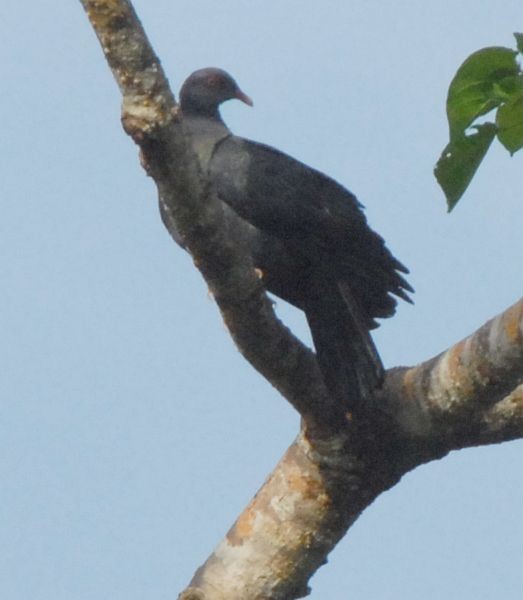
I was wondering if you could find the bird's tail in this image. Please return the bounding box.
[305,281,384,414]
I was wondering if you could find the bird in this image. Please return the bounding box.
[168,67,412,413]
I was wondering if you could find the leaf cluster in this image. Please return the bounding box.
[435,33,523,210]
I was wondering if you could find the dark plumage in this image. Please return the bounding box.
[172,67,412,411]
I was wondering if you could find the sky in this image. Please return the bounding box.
[1,1,522,598]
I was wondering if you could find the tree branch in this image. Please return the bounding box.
[79,2,523,598]
[180,300,523,600]
[79,0,337,425]
[383,297,523,447]
[181,430,399,600]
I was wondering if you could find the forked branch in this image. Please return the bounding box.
[79,2,523,598]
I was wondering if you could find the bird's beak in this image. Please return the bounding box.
[235,88,253,107]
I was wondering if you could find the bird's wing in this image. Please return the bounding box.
[209,136,411,321]
[210,136,367,242]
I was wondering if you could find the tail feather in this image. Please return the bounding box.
[305,281,383,413]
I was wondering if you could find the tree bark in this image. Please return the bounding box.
[180,300,523,600]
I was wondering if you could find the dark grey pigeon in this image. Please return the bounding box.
[169,67,412,413]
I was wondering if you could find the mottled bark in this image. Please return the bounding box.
[383,299,523,444]
[180,302,523,599]
[79,2,523,598]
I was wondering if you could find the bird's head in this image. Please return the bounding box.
[179,68,253,117]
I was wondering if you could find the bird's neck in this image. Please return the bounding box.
[180,100,223,120]
[182,113,231,167]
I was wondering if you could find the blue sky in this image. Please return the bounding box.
[1,1,522,598]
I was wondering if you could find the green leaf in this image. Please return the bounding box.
[497,92,523,154]
[447,47,518,139]
[492,73,523,97]
[514,32,523,54]
[434,123,497,211]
